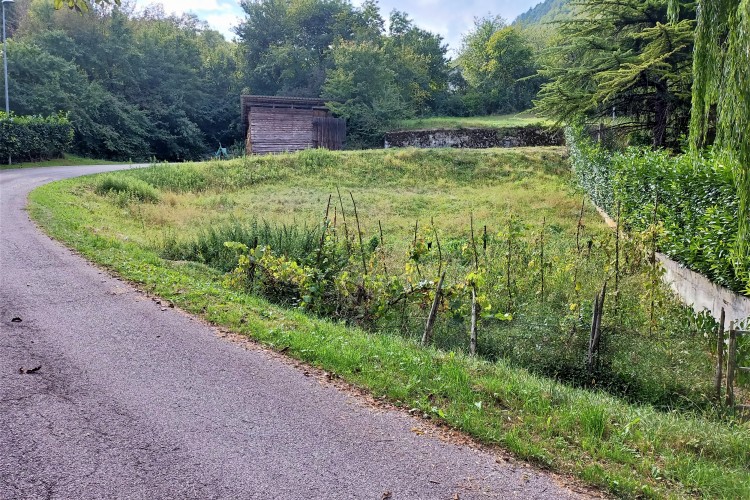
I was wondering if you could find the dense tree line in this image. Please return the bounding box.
[455,16,540,116]
[5,0,736,158]
[1,0,547,157]
[5,0,240,160]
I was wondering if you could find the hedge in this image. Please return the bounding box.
[0,112,74,163]
[567,127,749,296]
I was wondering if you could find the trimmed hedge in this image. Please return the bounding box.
[0,112,74,163]
[567,127,749,296]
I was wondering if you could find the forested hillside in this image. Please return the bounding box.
[514,0,572,27]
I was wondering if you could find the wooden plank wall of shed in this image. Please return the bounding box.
[249,107,315,154]
[312,117,346,150]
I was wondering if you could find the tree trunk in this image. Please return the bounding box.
[652,80,670,147]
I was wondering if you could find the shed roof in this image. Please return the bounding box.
[241,95,329,129]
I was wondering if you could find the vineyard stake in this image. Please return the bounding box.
[421,271,446,346]
[726,322,737,407]
[336,187,350,254]
[470,212,479,271]
[540,217,546,303]
[431,217,443,276]
[378,220,388,277]
[470,286,478,355]
[349,191,367,276]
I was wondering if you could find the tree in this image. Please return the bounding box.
[675,0,750,283]
[323,40,409,147]
[235,0,365,97]
[456,16,538,114]
[6,40,151,158]
[11,2,242,160]
[54,0,119,13]
[534,0,695,147]
[384,10,450,115]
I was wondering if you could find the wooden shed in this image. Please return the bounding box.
[241,95,346,154]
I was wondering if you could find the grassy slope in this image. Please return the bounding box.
[106,147,585,257]
[28,148,750,499]
[392,113,553,132]
[0,154,122,171]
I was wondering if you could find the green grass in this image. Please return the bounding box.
[69,147,715,410]
[27,147,750,498]
[392,112,553,131]
[0,154,123,170]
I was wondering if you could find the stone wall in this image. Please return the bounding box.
[384,125,564,149]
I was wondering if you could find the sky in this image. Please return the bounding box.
[149,0,543,54]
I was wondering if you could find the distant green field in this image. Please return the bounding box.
[393,113,553,131]
[0,154,122,171]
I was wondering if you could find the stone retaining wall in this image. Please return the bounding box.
[384,125,564,149]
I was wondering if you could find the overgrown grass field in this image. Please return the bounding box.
[29,147,749,498]
[392,112,553,131]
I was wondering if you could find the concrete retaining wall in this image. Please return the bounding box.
[384,125,564,149]
[594,206,750,325]
[657,254,750,326]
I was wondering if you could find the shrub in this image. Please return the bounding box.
[0,112,74,163]
[567,127,749,295]
[95,175,160,203]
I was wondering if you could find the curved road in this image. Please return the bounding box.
[1,165,587,499]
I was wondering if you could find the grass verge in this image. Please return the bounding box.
[0,154,122,170]
[28,156,750,499]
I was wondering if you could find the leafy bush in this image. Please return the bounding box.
[163,220,323,273]
[95,175,160,203]
[567,127,749,295]
[0,112,73,163]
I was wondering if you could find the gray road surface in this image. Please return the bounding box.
[0,165,589,499]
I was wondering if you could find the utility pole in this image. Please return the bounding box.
[2,0,12,114]
[2,0,13,165]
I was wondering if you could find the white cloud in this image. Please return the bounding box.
[203,12,243,39]
[353,0,542,52]
[140,1,542,49]
[139,0,243,39]
[153,0,224,12]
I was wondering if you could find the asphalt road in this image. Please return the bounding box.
[0,165,587,499]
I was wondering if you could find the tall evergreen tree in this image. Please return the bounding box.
[534,0,695,147]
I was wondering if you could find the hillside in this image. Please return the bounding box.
[514,0,572,27]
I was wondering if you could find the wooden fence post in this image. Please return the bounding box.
[588,282,607,372]
[714,308,725,401]
[726,322,737,408]
[421,271,446,347]
[614,201,621,316]
[470,286,478,355]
